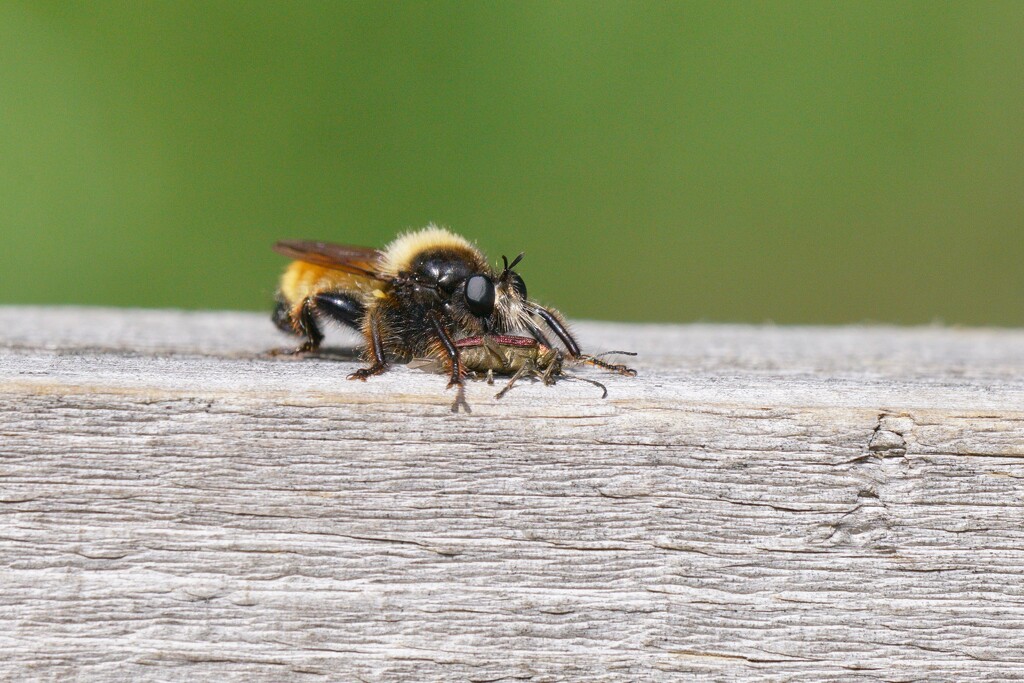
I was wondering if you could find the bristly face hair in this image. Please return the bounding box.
[489,252,530,333]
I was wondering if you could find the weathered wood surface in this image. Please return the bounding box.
[2,306,1024,682]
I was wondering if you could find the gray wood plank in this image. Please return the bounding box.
[1,306,1023,681]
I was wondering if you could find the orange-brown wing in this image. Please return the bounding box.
[273,240,386,279]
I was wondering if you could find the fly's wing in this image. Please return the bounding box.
[273,240,386,280]
[408,357,447,373]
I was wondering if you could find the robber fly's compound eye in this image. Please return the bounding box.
[509,272,527,300]
[464,274,496,317]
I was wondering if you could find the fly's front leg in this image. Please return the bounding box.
[522,317,553,348]
[426,310,462,389]
[526,303,581,357]
[348,309,388,381]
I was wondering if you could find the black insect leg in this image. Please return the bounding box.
[348,310,388,381]
[528,304,581,357]
[294,298,324,353]
[427,311,463,389]
[271,298,324,356]
[312,292,365,331]
[522,316,554,348]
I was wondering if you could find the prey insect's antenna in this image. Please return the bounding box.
[593,350,638,359]
[560,374,609,399]
[493,363,609,399]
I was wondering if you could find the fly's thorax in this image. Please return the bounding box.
[380,225,485,276]
[408,250,482,294]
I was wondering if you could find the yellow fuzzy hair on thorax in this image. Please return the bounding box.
[381,224,482,275]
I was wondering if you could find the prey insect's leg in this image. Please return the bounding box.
[563,374,609,399]
[495,361,536,399]
[480,336,513,372]
[427,311,463,389]
[540,354,562,385]
[582,355,638,377]
[348,310,388,381]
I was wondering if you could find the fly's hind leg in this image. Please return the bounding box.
[273,292,366,357]
[313,292,366,330]
[294,298,324,353]
[270,297,324,355]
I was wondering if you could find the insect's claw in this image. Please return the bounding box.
[348,363,388,381]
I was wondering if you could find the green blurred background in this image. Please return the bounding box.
[1,1,1021,325]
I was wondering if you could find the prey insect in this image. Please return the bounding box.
[448,334,637,399]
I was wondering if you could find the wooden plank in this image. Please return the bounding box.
[1,306,1023,681]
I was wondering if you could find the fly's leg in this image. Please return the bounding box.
[272,291,369,357]
[348,309,388,380]
[313,292,366,329]
[426,311,463,389]
[270,298,324,355]
[525,303,581,357]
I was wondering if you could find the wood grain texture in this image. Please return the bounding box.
[2,306,1024,681]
